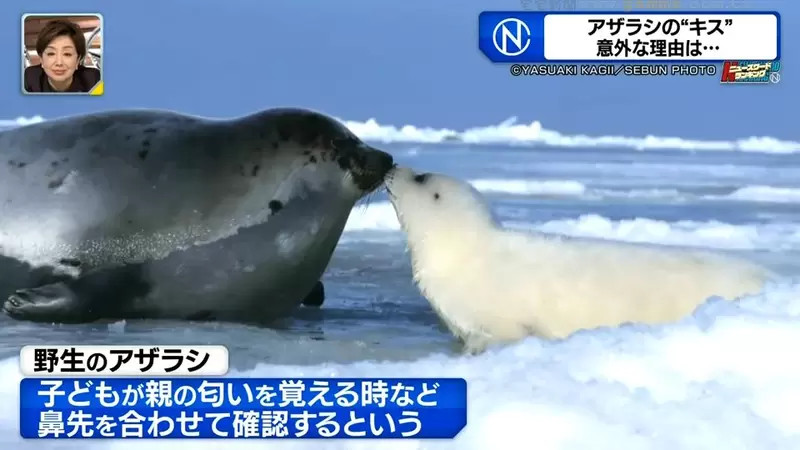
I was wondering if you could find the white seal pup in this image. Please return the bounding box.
[385,166,773,353]
[0,107,394,324]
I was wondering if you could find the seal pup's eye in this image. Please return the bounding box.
[433,193,440,200]
[413,173,430,184]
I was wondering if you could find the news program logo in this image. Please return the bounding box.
[720,60,781,84]
[479,12,545,62]
[492,18,531,56]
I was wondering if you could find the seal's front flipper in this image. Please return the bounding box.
[3,263,151,324]
[301,281,325,307]
[3,282,94,323]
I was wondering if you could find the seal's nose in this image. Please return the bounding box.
[364,146,394,178]
[348,144,395,193]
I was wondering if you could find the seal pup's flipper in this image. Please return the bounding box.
[301,280,325,307]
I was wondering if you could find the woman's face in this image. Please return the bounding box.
[41,35,79,84]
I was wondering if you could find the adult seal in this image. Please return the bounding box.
[0,107,394,324]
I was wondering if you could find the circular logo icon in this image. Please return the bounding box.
[492,18,531,57]
[770,72,781,84]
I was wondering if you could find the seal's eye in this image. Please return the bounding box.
[331,137,352,151]
[434,193,440,200]
[413,173,430,184]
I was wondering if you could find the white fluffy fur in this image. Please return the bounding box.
[385,166,773,354]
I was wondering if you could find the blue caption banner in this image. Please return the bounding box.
[20,377,467,439]
[478,11,781,63]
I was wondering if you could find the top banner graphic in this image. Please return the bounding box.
[478,11,780,63]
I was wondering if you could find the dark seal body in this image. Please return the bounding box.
[0,108,394,323]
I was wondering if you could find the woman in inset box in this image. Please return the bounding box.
[24,19,101,93]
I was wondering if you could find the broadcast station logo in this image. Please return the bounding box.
[720,60,781,84]
[479,12,543,62]
[492,18,531,56]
